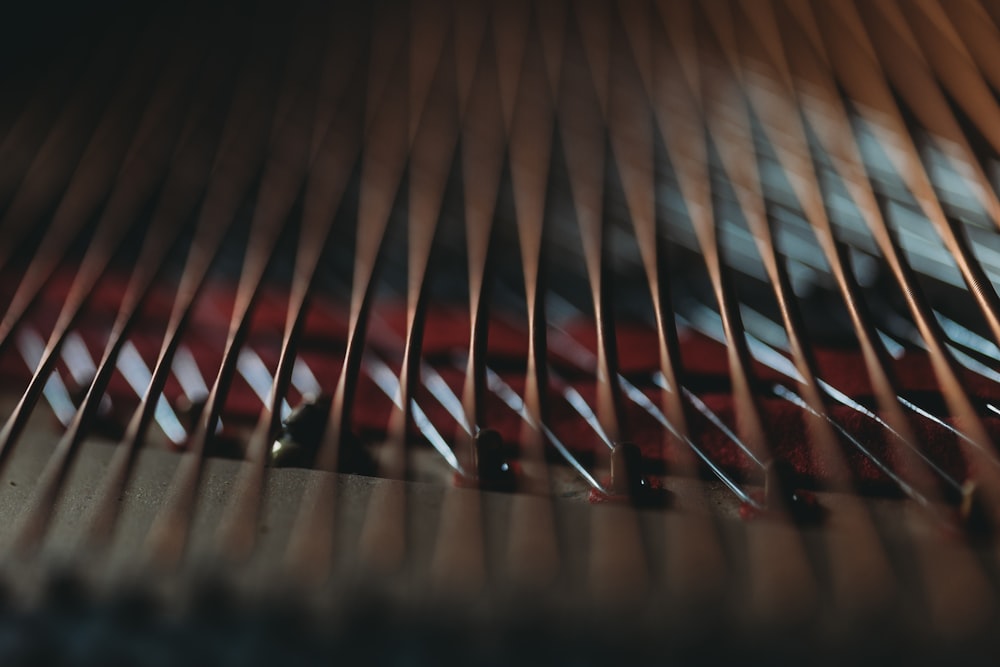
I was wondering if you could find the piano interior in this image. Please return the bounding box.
[3,0,1000,663]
